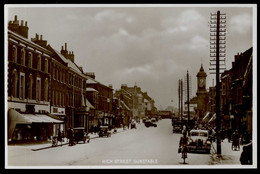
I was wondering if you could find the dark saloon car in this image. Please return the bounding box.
[144,119,157,127]
[73,127,90,144]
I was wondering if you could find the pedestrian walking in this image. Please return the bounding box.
[61,130,65,142]
[67,127,74,146]
[57,129,62,146]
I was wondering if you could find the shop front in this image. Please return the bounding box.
[8,108,63,142]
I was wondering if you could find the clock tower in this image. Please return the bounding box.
[197,64,207,92]
[196,64,208,120]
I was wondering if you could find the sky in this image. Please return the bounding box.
[5,4,255,109]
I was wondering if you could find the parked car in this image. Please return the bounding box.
[131,121,136,129]
[73,127,90,144]
[151,118,157,123]
[187,129,211,154]
[172,125,182,133]
[172,121,184,133]
[144,119,157,127]
[99,126,111,137]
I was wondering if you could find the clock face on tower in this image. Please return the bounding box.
[199,78,205,87]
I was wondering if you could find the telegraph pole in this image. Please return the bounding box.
[210,10,226,155]
[187,70,190,128]
[181,79,183,122]
[178,79,181,119]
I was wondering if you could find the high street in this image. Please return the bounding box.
[7,119,242,167]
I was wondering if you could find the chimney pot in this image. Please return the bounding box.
[15,15,17,21]
[36,33,39,40]
[25,21,27,26]
[62,46,64,50]
[21,20,24,26]
[40,35,42,40]
[65,43,67,51]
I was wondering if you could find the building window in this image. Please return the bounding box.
[12,45,17,62]
[36,77,41,101]
[56,92,59,106]
[56,68,59,81]
[60,70,62,82]
[63,71,66,83]
[11,70,18,98]
[59,92,62,106]
[37,55,41,71]
[28,52,33,68]
[28,74,33,99]
[45,58,48,73]
[52,91,55,105]
[62,93,65,106]
[44,79,49,101]
[53,65,56,80]
[19,73,25,99]
[21,48,25,66]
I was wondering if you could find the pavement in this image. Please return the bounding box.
[209,138,244,165]
[8,127,128,151]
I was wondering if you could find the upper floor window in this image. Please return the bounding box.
[36,77,41,101]
[28,52,33,68]
[37,55,41,71]
[11,70,18,98]
[21,48,25,66]
[44,79,49,101]
[19,72,25,99]
[12,45,17,63]
[63,71,66,83]
[28,74,33,99]
[53,65,56,80]
[45,58,48,73]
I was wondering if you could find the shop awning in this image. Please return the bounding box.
[202,112,210,121]
[86,98,95,109]
[120,101,130,111]
[8,109,63,139]
[208,113,216,123]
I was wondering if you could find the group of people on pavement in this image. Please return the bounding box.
[177,123,252,165]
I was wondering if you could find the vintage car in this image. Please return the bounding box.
[187,129,211,154]
[99,126,111,137]
[131,121,136,129]
[73,127,90,144]
[172,121,184,133]
[144,119,157,127]
[172,124,182,133]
